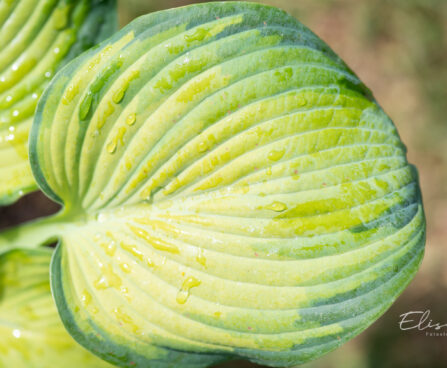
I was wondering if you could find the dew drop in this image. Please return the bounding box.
[100,241,116,257]
[196,248,206,267]
[146,257,155,267]
[113,307,140,333]
[163,178,181,196]
[97,101,115,129]
[184,28,209,43]
[112,70,140,103]
[176,290,189,304]
[198,141,208,153]
[176,276,201,304]
[128,224,180,254]
[126,113,136,126]
[267,148,285,161]
[93,263,122,290]
[120,242,145,262]
[120,263,132,273]
[265,201,287,212]
[62,83,79,105]
[116,127,126,145]
[106,140,117,154]
[112,87,126,104]
[113,307,133,324]
[107,127,127,154]
[140,187,152,200]
[81,290,92,307]
[120,286,132,303]
[79,92,93,120]
[274,67,293,82]
[154,77,172,92]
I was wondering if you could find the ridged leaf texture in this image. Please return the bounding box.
[0,0,117,205]
[0,248,114,367]
[30,2,426,367]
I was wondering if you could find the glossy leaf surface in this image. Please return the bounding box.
[30,2,426,367]
[0,0,117,205]
[0,248,114,367]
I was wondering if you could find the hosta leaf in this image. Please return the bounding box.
[29,2,425,367]
[0,0,117,205]
[0,248,114,367]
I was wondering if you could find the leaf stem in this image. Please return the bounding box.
[0,210,70,252]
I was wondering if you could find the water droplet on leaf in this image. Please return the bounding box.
[265,201,287,212]
[268,148,285,161]
[176,276,201,304]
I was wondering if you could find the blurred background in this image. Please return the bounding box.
[1,0,446,367]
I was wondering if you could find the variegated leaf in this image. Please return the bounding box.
[0,248,115,367]
[0,0,117,205]
[28,2,425,367]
